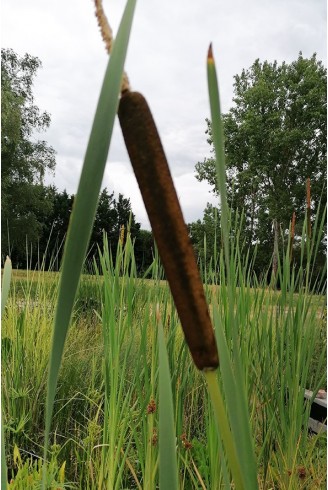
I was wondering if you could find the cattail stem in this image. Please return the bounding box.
[272,218,279,286]
[289,211,296,262]
[306,177,311,239]
[118,91,219,370]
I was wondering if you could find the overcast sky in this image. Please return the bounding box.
[2,0,327,229]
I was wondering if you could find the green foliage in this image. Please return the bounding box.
[158,313,179,490]
[1,180,146,272]
[2,257,12,490]
[206,47,258,490]
[134,229,155,275]
[90,189,140,257]
[37,187,142,271]
[2,226,326,488]
[1,48,56,262]
[7,445,70,489]
[195,53,327,273]
[38,188,74,270]
[188,203,220,275]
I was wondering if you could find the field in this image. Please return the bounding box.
[2,234,327,489]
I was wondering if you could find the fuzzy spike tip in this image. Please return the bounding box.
[208,43,214,63]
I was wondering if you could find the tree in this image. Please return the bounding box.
[89,188,141,259]
[38,188,74,269]
[1,48,56,265]
[134,229,155,274]
[90,188,116,251]
[188,203,221,275]
[35,187,141,270]
[196,53,327,272]
[112,193,140,240]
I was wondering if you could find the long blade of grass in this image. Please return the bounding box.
[207,44,258,489]
[1,421,6,490]
[204,370,244,489]
[1,256,12,490]
[42,0,137,479]
[1,256,12,318]
[157,307,179,490]
[207,45,229,264]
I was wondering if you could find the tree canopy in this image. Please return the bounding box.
[195,53,327,271]
[11,186,144,270]
[1,48,56,257]
[188,203,220,273]
[89,188,141,258]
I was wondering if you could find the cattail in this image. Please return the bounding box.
[118,90,219,370]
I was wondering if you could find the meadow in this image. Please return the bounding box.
[2,227,327,489]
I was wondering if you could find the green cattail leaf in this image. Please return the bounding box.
[1,256,12,318]
[42,0,137,482]
[1,256,11,489]
[158,310,179,490]
[1,421,6,490]
[207,45,230,265]
[207,45,258,489]
[205,370,244,489]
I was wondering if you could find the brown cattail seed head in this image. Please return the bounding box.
[118,91,219,370]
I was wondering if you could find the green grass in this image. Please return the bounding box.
[2,229,327,488]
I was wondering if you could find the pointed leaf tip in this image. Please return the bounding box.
[208,43,214,63]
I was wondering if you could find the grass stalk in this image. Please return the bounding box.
[42,0,137,486]
[2,256,12,490]
[207,44,259,489]
[157,308,179,490]
[204,370,244,489]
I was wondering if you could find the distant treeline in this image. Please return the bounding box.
[2,185,155,274]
